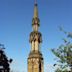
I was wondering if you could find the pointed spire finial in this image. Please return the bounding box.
[33,0,38,18]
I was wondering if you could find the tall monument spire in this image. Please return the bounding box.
[28,0,44,72]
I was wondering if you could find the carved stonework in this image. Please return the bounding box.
[28,51,43,72]
[32,17,40,26]
[29,31,42,43]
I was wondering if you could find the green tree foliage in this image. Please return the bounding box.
[55,68,68,72]
[0,44,13,72]
[51,27,72,72]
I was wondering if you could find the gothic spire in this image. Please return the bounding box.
[28,1,44,72]
[32,0,40,29]
[33,0,38,18]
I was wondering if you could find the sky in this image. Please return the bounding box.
[0,0,72,72]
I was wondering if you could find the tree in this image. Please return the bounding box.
[51,27,72,72]
[0,44,13,72]
[55,68,68,72]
